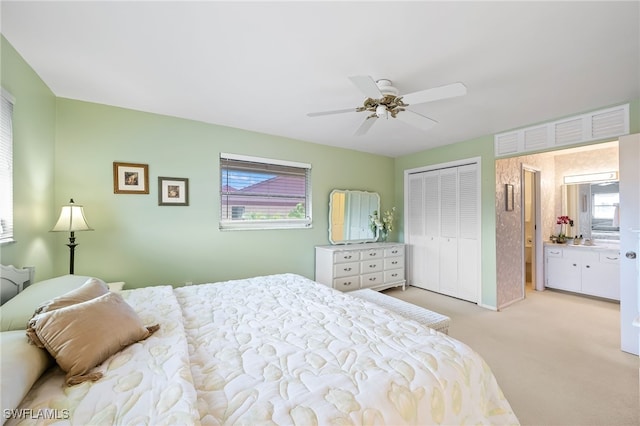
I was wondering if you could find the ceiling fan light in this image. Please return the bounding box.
[376,105,388,119]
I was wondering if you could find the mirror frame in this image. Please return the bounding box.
[328,189,380,245]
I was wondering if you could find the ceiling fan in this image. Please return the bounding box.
[307,76,467,136]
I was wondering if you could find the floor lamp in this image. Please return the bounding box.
[51,199,93,274]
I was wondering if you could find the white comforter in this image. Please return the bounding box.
[12,274,518,425]
[174,273,518,425]
[7,286,200,426]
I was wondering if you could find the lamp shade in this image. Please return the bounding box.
[51,199,93,232]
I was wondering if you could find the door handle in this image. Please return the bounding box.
[626,251,637,259]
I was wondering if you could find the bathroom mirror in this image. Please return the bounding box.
[562,180,619,241]
[329,189,379,244]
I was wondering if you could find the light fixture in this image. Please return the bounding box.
[563,171,618,184]
[375,104,388,119]
[51,199,93,274]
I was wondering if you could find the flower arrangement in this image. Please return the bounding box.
[553,215,573,243]
[370,207,396,241]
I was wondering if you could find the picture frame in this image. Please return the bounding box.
[113,162,149,194]
[158,177,189,206]
[505,183,514,211]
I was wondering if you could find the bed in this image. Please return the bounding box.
[1,272,519,425]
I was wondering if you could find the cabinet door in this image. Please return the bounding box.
[546,250,581,292]
[581,252,620,300]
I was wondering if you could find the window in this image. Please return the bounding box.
[0,89,14,243]
[220,153,312,230]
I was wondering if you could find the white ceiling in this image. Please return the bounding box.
[2,1,639,157]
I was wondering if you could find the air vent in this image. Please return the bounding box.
[523,126,549,151]
[554,118,584,146]
[494,132,519,156]
[592,108,626,139]
[494,103,629,157]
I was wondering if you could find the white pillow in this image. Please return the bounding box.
[0,330,53,414]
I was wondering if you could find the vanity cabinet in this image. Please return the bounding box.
[315,243,406,292]
[544,244,620,300]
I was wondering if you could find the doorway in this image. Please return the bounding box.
[522,165,542,296]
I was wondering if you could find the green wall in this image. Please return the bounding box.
[0,36,58,279]
[394,136,498,307]
[54,99,395,287]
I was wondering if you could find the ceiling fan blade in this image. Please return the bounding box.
[401,82,467,106]
[396,109,438,132]
[349,75,383,99]
[354,117,377,136]
[307,107,359,117]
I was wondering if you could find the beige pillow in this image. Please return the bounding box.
[27,292,159,386]
[33,277,109,316]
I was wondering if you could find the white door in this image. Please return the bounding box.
[405,160,480,302]
[457,164,480,301]
[407,174,427,288]
[619,133,639,355]
[439,168,459,296]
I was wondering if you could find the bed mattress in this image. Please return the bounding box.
[8,273,518,425]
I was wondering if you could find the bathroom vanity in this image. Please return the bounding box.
[544,242,620,300]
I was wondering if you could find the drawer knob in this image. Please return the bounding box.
[369,277,377,281]
[344,267,352,271]
[626,251,637,259]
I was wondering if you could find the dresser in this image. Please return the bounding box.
[544,243,620,300]
[315,242,406,292]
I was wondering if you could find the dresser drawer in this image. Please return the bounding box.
[545,247,563,258]
[600,251,620,263]
[384,269,405,283]
[333,251,358,263]
[384,257,403,270]
[334,261,360,278]
[361,259,383,273]
[360,272,384,288]
[361,248,384,260]
[384,246,404,257]
[334,277,360,291]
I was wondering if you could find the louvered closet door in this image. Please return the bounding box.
[439,168,458,297]
[457,164,479,302]
[407,174,427,287]
[405,162,479,303]
[422,171,440,291]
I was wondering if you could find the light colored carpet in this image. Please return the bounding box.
[382,286,639,426]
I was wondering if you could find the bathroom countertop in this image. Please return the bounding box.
[544,241,620,251]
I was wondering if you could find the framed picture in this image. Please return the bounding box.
[505,183,514,211]
[113,162,149,194]
[158,177,189,206]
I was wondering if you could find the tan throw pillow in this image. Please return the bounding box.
[33,277,109,316]
[27,291,159,386]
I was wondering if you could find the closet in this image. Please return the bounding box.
[406,161,480,303]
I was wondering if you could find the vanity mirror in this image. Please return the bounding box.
[329,189,379,244]
[562,180,619,241]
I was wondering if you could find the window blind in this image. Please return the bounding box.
[220,153,312,229]
[0,89,14,243]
